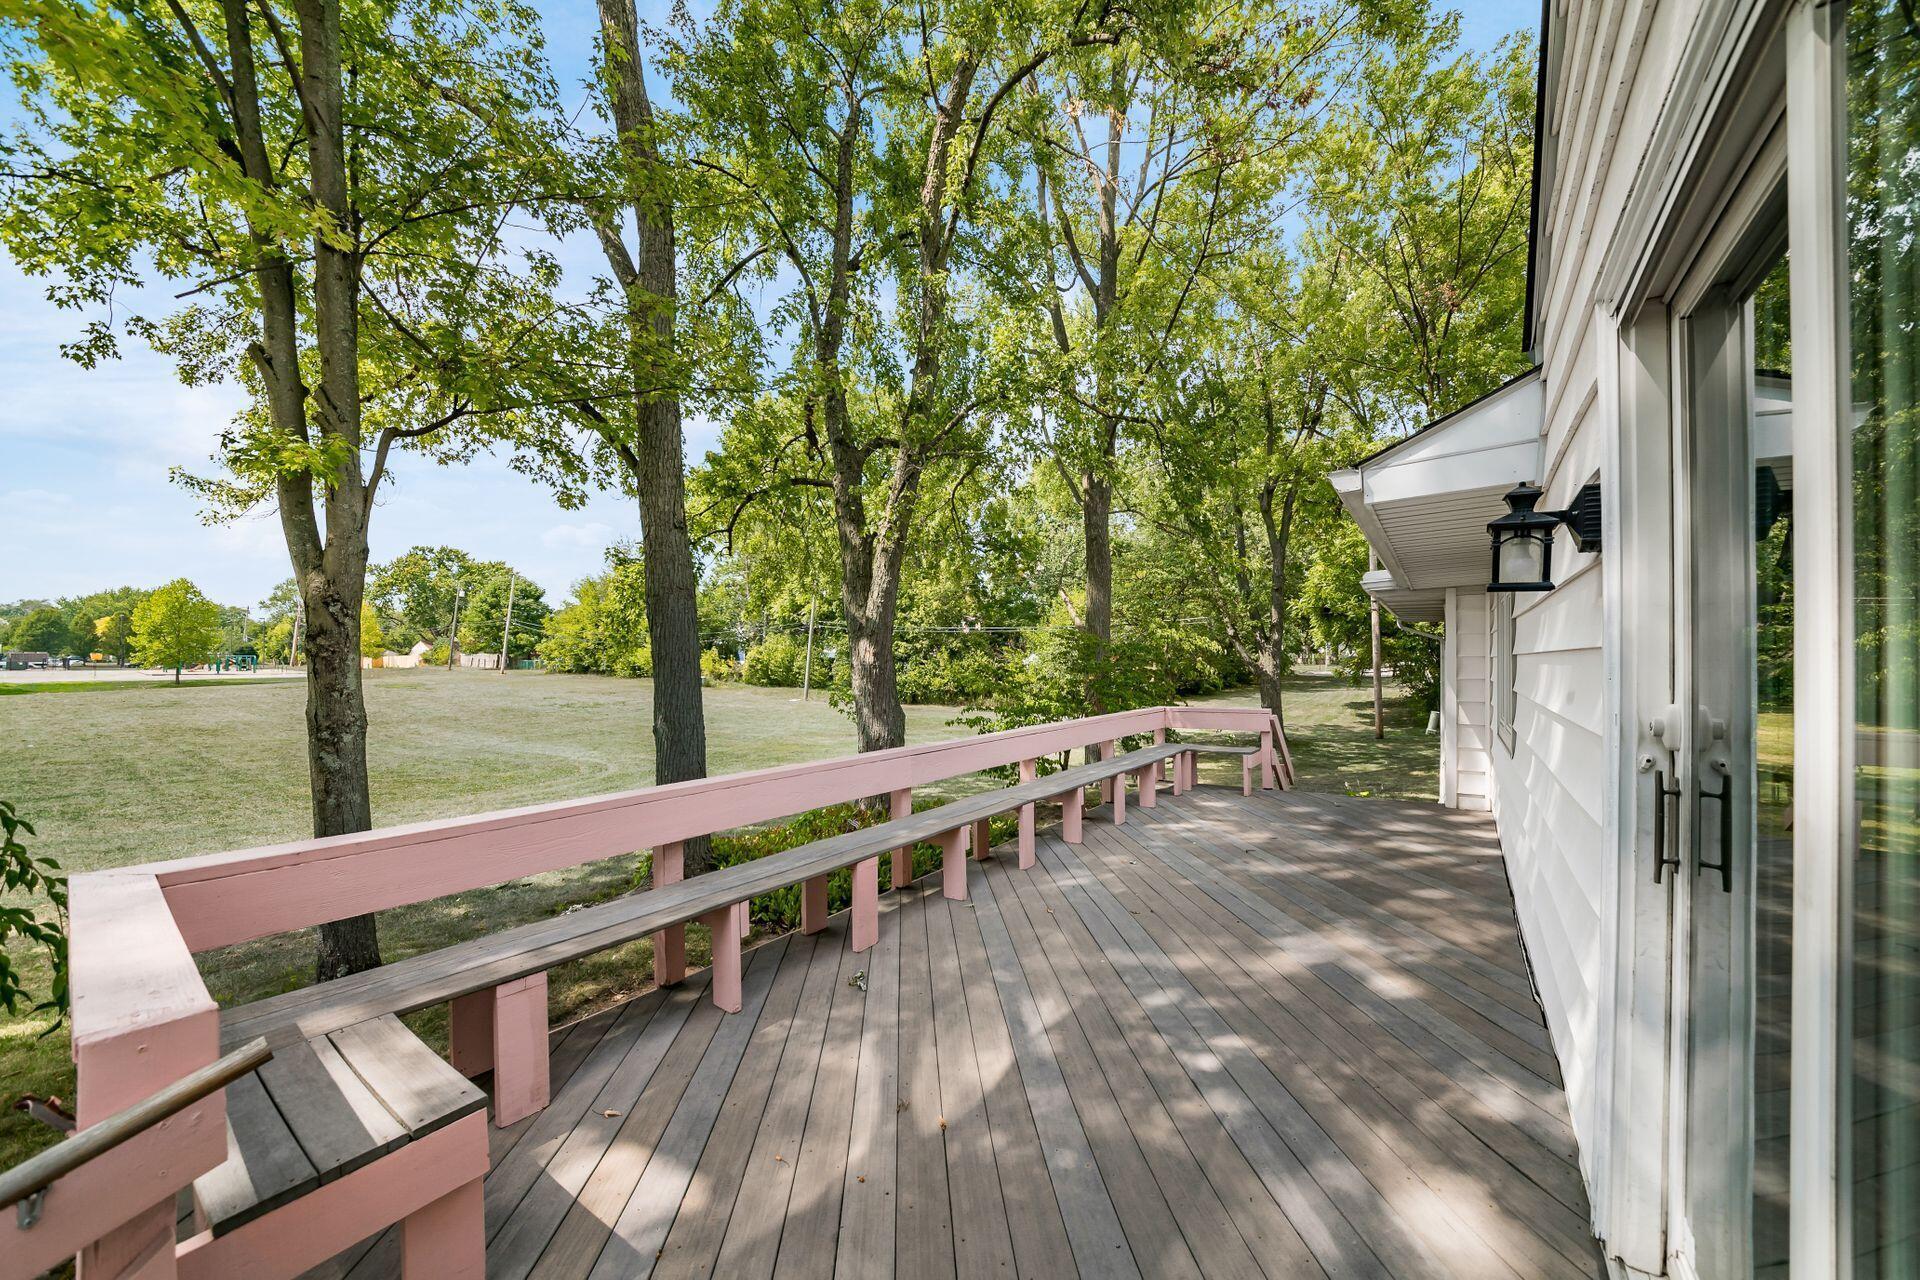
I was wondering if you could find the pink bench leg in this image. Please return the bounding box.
[1017,759,1038,868]
[1243,756,1254,797]
[653,841,686,987]
[402,1177,484,1279]
[1261,727,1277,789]
[973,818,992,861]
[801,874,830,935]
[488,973,550,1127]
[852,856,879,952]
[1062,788,1083,844]
[703,904,744,1013]
[1139,765,1157,808]
[889,786,914,889]
[1112,773,1128,825]
[939,828,969,901]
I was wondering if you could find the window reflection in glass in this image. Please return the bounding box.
[1848,3,1920,1275]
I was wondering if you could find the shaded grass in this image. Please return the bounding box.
[0,665,1434,1169]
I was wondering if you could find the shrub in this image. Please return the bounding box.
[425,642,450,666]
[696,802,1020,935]
[701,650,739,683]
[611,644,653,679]
[0,800,67,1029]
[742,633,806,686]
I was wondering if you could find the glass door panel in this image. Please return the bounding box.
[1847,4,1920,1274]
[1676,248,1794,1280]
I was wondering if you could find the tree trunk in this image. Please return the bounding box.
[597,0,711,867]
[633,400,711,869]
[1083,469,1113,645]
[305,577,381,979]
[847,605,905,754]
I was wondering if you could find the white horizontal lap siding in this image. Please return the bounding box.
[1493,549,1611,1163]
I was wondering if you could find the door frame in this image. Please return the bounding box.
[1605,19,1791,1275]
[1664,205,1787,1280]
[1781,2,1851,1272]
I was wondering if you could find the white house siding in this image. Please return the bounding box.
[1441,589,1493,811]
[1489,0,1694,1195]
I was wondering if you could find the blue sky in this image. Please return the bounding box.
[0,0,1536,612]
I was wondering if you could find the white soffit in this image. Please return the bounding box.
[1360,569,1447,624]
[1330,368,1545,592]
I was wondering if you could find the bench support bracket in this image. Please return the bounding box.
[801,874,830,935]
[1017,759,1038,869]
[652,842,687,987]
[939,828,969,901]
[888,788,914,889]
[451,972,549,1127]
[702,904,745,1013]
[852,857,879,952]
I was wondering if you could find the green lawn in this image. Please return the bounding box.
[0,665,1432,1167]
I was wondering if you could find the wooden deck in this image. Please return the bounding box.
[309,786,1602,1280]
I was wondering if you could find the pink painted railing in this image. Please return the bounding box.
[8,705,1283,1279]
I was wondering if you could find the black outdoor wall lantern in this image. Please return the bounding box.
[1487,481,1603,593]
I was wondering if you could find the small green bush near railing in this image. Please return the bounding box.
[0,800,67,1031]
[683,800,1024,934]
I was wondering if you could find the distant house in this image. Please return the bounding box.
[374,640,434,670]
[3,651,51,670]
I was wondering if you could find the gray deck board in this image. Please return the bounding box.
[313,787,1603,1280]
[1081,815,1598,1274]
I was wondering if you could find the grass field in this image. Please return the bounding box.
[0,665,1433,1167]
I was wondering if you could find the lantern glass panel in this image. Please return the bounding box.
[1497,531,1549,587]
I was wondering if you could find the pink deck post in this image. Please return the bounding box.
[1260,725,1277,789]
[972,818,992,861]
[939,827,969,900]
[1138,765,1157,808]
[652,841,686,987]
[1061,787,1084,844]
[801,874,830,934]
[1098,739,1117,802]
[1150,727,1166,792]
[851,856,879,952]
[1242,754,1256,797]
[1017,759,1038,868]
[703,904,744,1013]
[402,1177,486,1279]
[1112,772,1128,825]
[889,787,914,889]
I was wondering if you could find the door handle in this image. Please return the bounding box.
[1696,764,1734,893]
[1652,768,1683,883]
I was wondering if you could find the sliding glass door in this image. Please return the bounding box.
[1845,4,1920,1273]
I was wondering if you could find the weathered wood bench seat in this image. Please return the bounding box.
[220,741,1186,1058]
[192,736,1202,1278]
[179,1017,488,1279]
[1170,740,1264,795]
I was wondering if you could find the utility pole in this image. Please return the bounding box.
[1369,554,1384,740]
[799,592,817,701]
[447,585,464,670]
[498,572,516,674]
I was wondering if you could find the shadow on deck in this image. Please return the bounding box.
[308,787,1602,1280]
